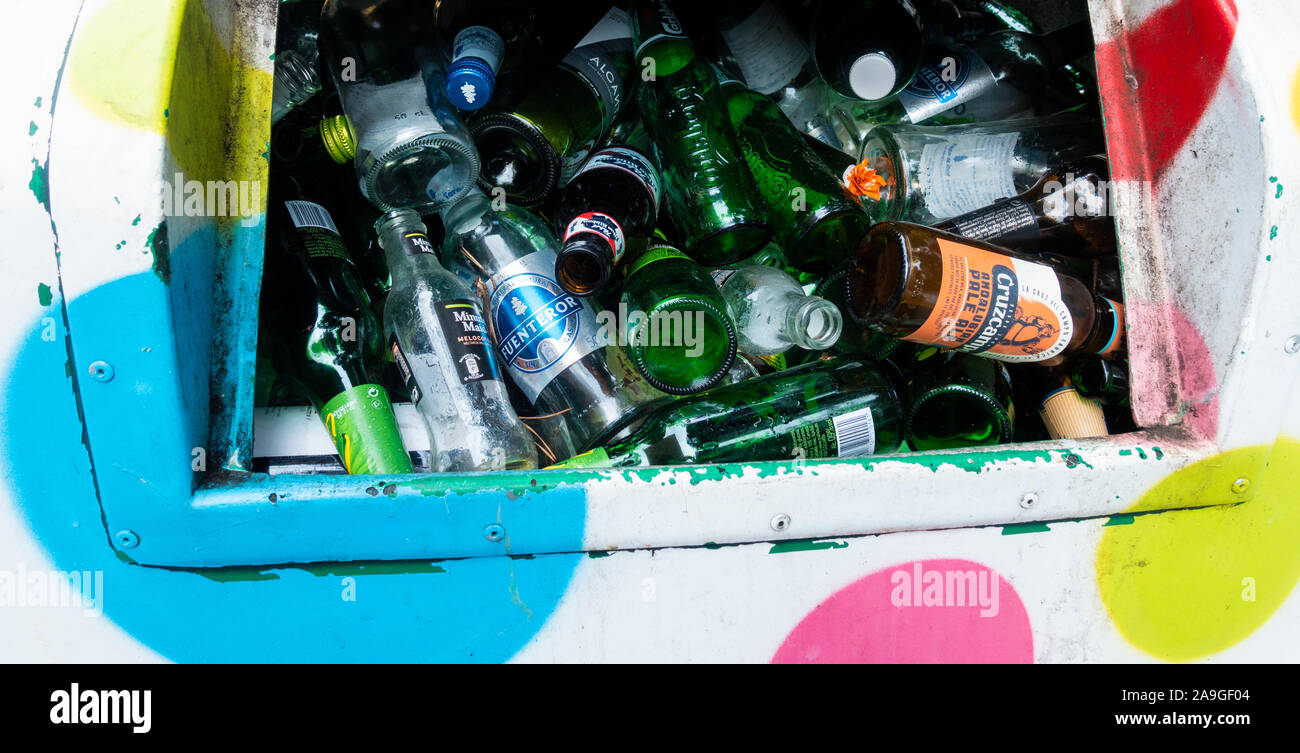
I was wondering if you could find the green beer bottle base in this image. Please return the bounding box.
[792,207,871,274]
[627,297,737,395]
[690,222,773,267]
[905,384,1014,451]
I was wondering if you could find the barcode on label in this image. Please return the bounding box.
[832,407,876,457]
[285,200,341,235]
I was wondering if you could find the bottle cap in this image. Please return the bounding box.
[848,52,897,101]
[319,114,356,164]
[445,57,496,111]
[1039,386,1108,439]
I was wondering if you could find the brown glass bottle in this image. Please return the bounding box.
[847,221,1124,366]
[935,155,1117,257]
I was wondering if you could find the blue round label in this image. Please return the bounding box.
[490,272,584,373]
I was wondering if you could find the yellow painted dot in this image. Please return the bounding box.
[1097,439,1300,662]
[1293,63,1300,134]
[68,0,271,190]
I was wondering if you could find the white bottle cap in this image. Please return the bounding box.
[848,52,897,101]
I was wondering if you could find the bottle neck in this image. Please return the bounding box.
[439,190,493,237]
[375,209,439,283]
[783,294,843,351]
[1040,21,1094,67]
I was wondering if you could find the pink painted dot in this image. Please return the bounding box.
[772,558,1033,664]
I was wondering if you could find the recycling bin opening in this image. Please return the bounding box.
[251,0,1132,478]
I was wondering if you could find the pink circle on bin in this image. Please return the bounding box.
[772,558,1033,664]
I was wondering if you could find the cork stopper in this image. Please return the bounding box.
[1039,386,1108,439]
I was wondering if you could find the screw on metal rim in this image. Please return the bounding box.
[1286,335,1300,354]
[1020,493,1039,509]
[770,514,791,532]
[483,524,506,542]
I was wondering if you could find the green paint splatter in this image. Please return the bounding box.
[769,539,848,554]
[1119,449,1133,456]
[29,158,49,213]
[1136,447,1148,460]
[193,560,447,582]
[163,108,169,118]
[1260,115,1265,122]
[1277,184,1284,199]
[36,283,52,306]
[194,567,281,583]
[1152,447,1164,460]
[132,214,142,226]
[1270,176,1278,182]
[28,121,37,136]
[587,550,612,558]
[1266,255,1272,262]
[146,221,170,283]
[1270,226,1278,240]
[34,96,42,108]
[1105,514,1136,526]
[1002,522,1051,535]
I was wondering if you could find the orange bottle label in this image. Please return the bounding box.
[1096,297,1125,358]
[906,238,1073,362]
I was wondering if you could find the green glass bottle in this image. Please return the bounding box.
[630,0,771,266]
[714,63,870,274]
[262,179,414,474]
[1071,356,1129,406]
[620,238,738,394]
[551,358,904,467]
[900,347,1014,451]
[470,7,634,207]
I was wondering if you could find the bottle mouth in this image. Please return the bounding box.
[469,113,559,208]
[906,384,1013,450]
[625,297,738,395]
[362,133,481,212]
[555,240,611,297]
[792,297,844,351]
[848,52,898,101]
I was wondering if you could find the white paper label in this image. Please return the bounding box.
[918,132,1019,220]
[719,1,809,95]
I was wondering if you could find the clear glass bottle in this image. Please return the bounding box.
[439,189,665,449]
[848,114,1104,225]
[270,0,324,125]
[376,209,537,471]
[319,0,481,212]
[714,265,842,357]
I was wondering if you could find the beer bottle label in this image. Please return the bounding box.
[320,384,413,474]
[907,238,1074,363]
[896,45,997,124]
[718,1,809,95]
[789,405,876,459]
[488,250,603,402]
[563,7,632,133]
[434,299,503,384]
[917,132,1019,219]
[564,211,627,263]
[285,200,351,262]
[579,147,662,214]
[944,197,1040,250]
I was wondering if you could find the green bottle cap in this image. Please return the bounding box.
[319,114,356,164]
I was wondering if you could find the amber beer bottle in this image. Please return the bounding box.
[847,221,1124,365]
[934,155,1116,257]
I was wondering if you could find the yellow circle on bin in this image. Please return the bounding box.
[1097,439,1300,662]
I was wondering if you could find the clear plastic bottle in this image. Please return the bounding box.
[713,265,843,356]
[376,209,537,471]
[439,189,665,449]
[320,0,481,212]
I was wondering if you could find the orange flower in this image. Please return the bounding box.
[842,161,888,200]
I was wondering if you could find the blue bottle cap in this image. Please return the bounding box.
[445,57,496,111]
